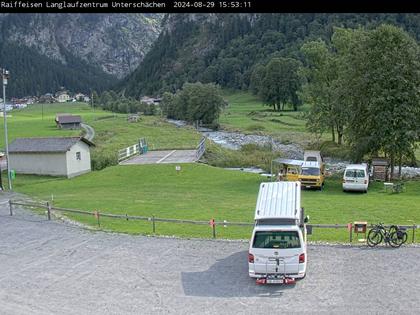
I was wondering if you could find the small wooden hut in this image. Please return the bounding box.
[371,158,389,181]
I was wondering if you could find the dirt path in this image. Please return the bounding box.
[81,123,95,141]
[0,194,419,314]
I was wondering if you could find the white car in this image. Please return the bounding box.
[342,164,369,193]
[248,182,307,283]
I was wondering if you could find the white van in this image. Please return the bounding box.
[342,164,369,193]
[304,150,324,164]
[248,181,308,284]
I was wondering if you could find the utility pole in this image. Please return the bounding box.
[2,68,11,190]
[91,91,94,112]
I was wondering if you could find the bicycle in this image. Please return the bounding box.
[367,223,408,248]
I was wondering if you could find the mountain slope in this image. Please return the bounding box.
[0,13,163,97]
[121,13,420,97]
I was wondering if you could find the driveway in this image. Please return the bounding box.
[120,149,197,165]
[0,193,419,314]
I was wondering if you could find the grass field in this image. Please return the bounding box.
[13,164,420,242]
[0,103,202,163]
[0,103,99,148]
[221,92,323,145]
[89,115,201,157]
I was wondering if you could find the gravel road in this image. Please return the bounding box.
[0,193,419,314]
[81,123,95,141]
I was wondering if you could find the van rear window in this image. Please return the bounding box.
[253,231,301,249]
[345,169,365,178]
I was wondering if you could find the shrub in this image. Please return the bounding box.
[91,151,118,170]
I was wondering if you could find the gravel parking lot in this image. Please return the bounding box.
[0,193,419,314]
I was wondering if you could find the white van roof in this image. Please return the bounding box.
[304,150,322,160]
[302,161,320,168]
[254,181,301,221]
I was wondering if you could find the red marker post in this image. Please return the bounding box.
[94,210,100,227]
[209,218,216,239]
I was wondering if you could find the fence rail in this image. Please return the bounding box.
[118,143,140,162]
[196,137,206,161]
[8,200,419,242]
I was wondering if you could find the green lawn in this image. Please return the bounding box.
[0,102,201,159]
[12,164,420,242]
[221,92,322,145]
[0,103,101,148]
[89,115,201,158]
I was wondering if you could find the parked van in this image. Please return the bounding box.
[299,161,325,190]
[248,181,308,284]
[343,164,369,193]
[304,150,324,167]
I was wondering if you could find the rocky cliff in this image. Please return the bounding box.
[0,13,163,79]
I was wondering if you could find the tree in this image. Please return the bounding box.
[337,25,420,177]
[300,39,347,144]
[259,57,301,111]
[161,82,225,126]
[249,64,266,95]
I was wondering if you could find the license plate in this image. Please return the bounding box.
[266,279,284,284]
[306,185,312,188]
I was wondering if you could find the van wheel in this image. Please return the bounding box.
[364,190,368,194]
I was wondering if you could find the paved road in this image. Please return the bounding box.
[81,123,95,141]
[0,194,419,314]
[120,149,197,165]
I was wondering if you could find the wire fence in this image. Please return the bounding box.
[8,200,419,243]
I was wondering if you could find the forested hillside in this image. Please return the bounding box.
[121,13,420,97]
[0,41,115,97]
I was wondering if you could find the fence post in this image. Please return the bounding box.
[152,215,156,234]
[8,200,12,216]
[412,225,416,243]
[349,223,353,244]
[46,202,51,220]
[96,211,100,227]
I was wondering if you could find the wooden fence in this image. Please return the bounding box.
[8,200,419,243]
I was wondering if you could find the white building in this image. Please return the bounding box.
[57,92,70,103]
[9,137,94,178]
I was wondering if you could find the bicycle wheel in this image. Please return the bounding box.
[390,232,404,248]
[367,229,382,247]
[389,225,398,235]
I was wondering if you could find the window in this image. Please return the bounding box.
[345,169,365,178]
[253,231,301,249]
[76,152,81,160]
[301,167,320,176]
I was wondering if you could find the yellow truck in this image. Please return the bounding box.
[299,161,325,190]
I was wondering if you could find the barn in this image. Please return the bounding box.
[55,114,82,129]
[9,137,94,178]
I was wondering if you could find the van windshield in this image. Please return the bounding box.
[253,231,301,249]
[345,169,365,178]
[301,167,320,176]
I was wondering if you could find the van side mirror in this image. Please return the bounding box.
[304,215,310,223]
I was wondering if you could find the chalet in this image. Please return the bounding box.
[55,114,82,129]
[9,137,94,178]
[39,93,55,103]
[140,96,161,105]
[57,92,70,103]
